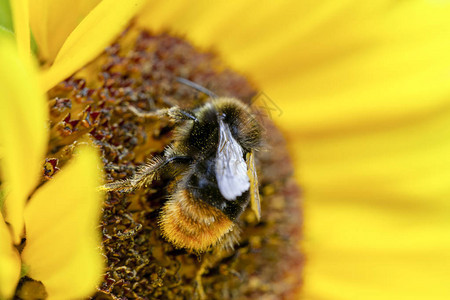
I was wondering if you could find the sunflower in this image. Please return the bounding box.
[2,0,450,299]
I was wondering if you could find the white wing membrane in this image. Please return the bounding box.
[215,119,250,200]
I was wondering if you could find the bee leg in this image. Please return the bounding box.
[100,156,164,192]
[194,258,209,300]
[100,155,192,192]
[129,106,198,123]
[194,252,226,300]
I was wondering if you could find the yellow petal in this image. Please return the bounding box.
[0,33,48,243]
[282,4,450,299]
[21,145,104,300]
[0,214,21,299]
[137,0,366,72]
[40,0,146,92]
[10,0,30,61]
[291,115,450,299]
[263,4,450,133]
[29,0,101,64]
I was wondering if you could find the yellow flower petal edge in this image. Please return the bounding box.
[40,0,146,92]
[10,0,30,61]
[29,0,101,64]
[0,214,21,299]
[21,144,105,300]
[0,33,48,244]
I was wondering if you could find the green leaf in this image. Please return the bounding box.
[0,0,38,54]
[0,0,12,32]
[20,263,29,278]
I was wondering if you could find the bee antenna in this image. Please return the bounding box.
[176,77,218,99]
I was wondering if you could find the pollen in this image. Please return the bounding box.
[159,189,235,252]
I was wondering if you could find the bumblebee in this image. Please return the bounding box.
[104,90,262,252]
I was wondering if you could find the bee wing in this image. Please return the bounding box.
[246,151,261,221]
[215,119,250,201]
